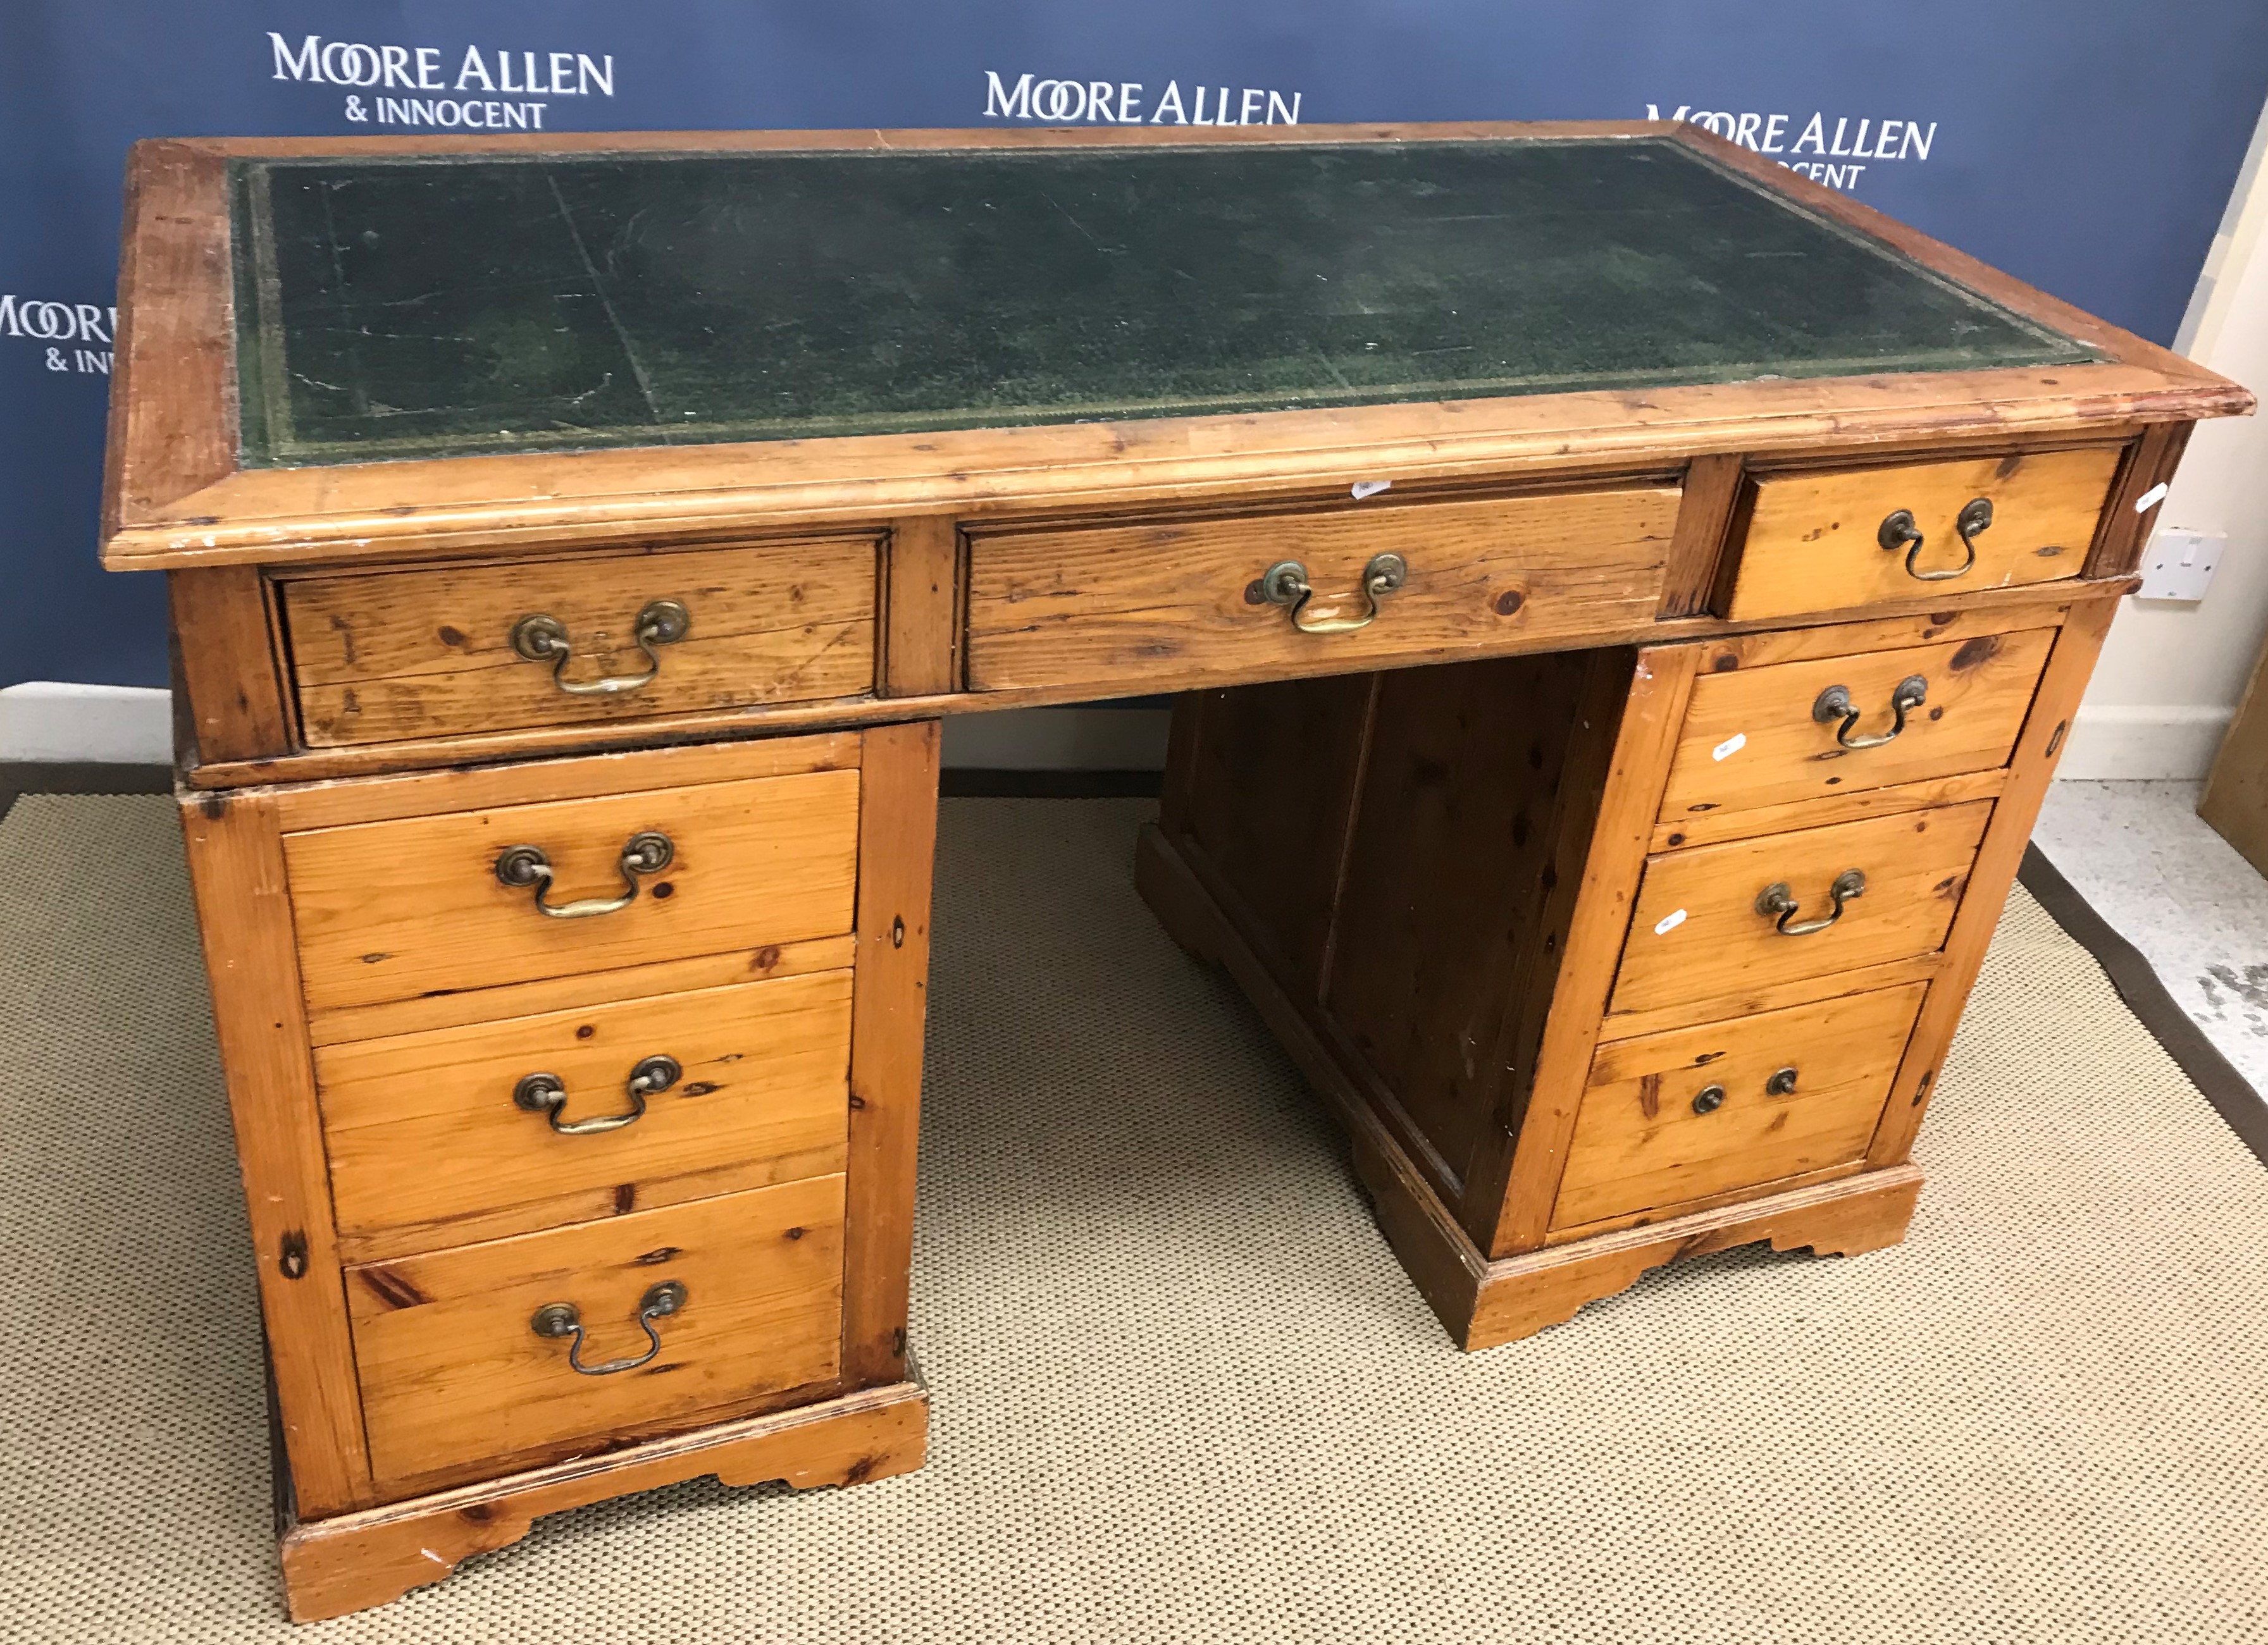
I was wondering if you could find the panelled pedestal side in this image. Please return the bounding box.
[179,725,940,1622]
[1142,589,2120,1350]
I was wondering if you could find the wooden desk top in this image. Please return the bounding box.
[101,122,2246,572]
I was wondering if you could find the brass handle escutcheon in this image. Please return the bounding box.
[1755,868,1866,936]
[510,599,690,696]
[530,1281,687,1376]
[494,831,673,919]
[1878,497,1992,582]
[1813,674,1929,749]
[1261,553,1408,634]
[514,1054,682,1136]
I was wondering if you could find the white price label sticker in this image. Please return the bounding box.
[1653,908,1688,936]
[1711,732,1747,762]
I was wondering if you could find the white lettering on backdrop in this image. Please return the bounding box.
[1647,104,1940,194]
[266,34,618,130]
[0,295,115,376]
[985,72,1302,125]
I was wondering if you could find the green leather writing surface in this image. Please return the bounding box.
[230,138,2096,467]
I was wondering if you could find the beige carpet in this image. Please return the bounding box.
[3,793,2267,1643]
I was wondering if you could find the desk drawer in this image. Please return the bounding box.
[285,768,860,1013]
[318,971,853,1260]
[282,539,878,747]
[349,1177,843,1492]
[964,488,1678,693]
[1611,801,1992,1017]
[1725,448,2119,622]
[1661,627,2056,820]
[1552,983,1924,1233]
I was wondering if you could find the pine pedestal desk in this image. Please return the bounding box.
[99,122,2250,1620]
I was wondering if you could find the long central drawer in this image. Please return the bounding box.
[963,487,1680,693]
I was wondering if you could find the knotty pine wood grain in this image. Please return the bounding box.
[285,768,860,1013]
[1659,627,2055,819]
[841,720,941,1387]
[283,539,879,746]
[965,488,1678,694]
[1165,673,1378,1007]
[168,567,292,763]
[883,516,963,695]
[1453,650,1637,1241]
[304,933,858,1048]
[1683,596,2074,672]
[1659,452,1744,619]
[177,787,375,1516]
[1487,642,1702,1257]
[1551,982,1926,1232]
[1464,1164,1924,1350]
[268,726,859,831]
[1597,953,1942,1045]
[1726,447,2121,621]
[349,1176,845,1493]
[2084,422,2193,579]
[1613,799,1993,1017]
[1651,770,2007,854]
[279,1378,927,1623]
[102,140,234,531]
[317,970,853,1261]
[1322,651,1630,1209]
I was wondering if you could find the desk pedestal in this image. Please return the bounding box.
[1139,596,2114,1346]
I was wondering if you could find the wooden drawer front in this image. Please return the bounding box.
[964,489,1680,693]
[1611,800,1993,1017]
[286,769,860,1014]
[1726,448,2119,622]
[350,1178,843,1491]
[1552,983,1926,1233]
[1661,626,2055,819]
[318,971,853,1260]
[283,539,878,747]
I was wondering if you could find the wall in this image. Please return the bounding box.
[3,2,2266,765]
[2062,92,2268,780]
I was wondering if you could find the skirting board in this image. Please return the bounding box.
[2057,703,2235,780]
[0,687,1172,775]
[0,682,172,763]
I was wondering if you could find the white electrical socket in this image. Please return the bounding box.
[2136,527,2225,602]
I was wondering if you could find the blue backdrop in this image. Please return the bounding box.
[6,2,2267,691]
